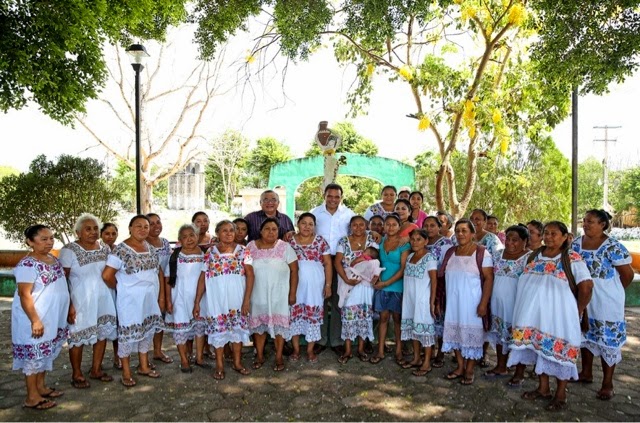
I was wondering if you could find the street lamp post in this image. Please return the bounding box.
[126,44,150,215]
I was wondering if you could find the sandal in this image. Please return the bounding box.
[460,375,475,385]
[231,366,250,375]
[41,388,64,398]
[289,353,300,362]
[180,366,193,373]
[412,367,432,377]
[136,369,161,378]
[596,389,615,401]
[71,377,90,389]
[212,370,225,380]
[89,372,114,382]
[432,358,445,368]
[113,361,123,370]
[273,362,285,372]
[153,353,174,364]
[507,377,525,388]
[307,355,319,363]
[484,369,509,378]
[252,360,265,370]
[194,361,211,369]
[444,371,463,380]
[357,352,369,362]
[521,389,553,400]
[22,399,56,410]
[337,354,352,365]
[401,361,422,369]
[369,355,384,365]
[120,377,136,388]
[545,399,568,411]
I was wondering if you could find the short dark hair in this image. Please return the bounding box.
[259,217,280,232]
[455,218,476,233]
[297,212,317,225]
[25,224,49,241]
[101,223,118,235]
[191,211,208,222]
[324,183,343,195]
[129,214,150,227]
[585,209,612,231]
[505,225,529,241]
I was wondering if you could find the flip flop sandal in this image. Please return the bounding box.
[289,354,300,362]
[71,378,90,389]
[357,352,369,362]
[596,390,615,401]
[180,366,193,373]
[120,377,137,388]
[412,367,433,377]
[507,378,525,388]
[401,361,422,369]
[232,366,250,375]
[22,399,56,410]
[460,376,475,385]
[41,388,64,398]
[89,372,114,382]
[444,371,463,380]
[273,362,285,372]
[484,370,509,378]
[153,354,174,364]
[212,370,225,380]
[337,354,352,365]
[545,399,568,411]
[432,358,445,368]
[521,390,553,400]
[136,369,161,378]
[194,361,211,369]
[252,360,265,370]
[369,355,384,365]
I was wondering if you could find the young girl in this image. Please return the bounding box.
[400,229,438,376]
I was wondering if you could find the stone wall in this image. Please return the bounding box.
[168,162,205,210]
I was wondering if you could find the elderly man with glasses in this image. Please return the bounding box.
[244,190,295,242]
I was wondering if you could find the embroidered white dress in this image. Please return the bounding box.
[202,245,252,348]
[363,202,395,221]
[152,237,172,299]
[427,237,454,337]
[12,256,70,375]
[106,242,164,357]
[486,252,529,349]
[163,251,205,345]
[507,251,591,380]
[478,232,504,260]
[288,235,330,342]
[401,252,438,346]
[338,234,379,341]
[59,242,117,348]
[572,236,631,366]
[442,251,493,359]
[247,240,296,339]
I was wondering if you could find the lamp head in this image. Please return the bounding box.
[126,44,150,66]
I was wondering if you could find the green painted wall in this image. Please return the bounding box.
[269,153,415,218]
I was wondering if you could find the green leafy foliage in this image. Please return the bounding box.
[111,160,168,212]
[0,155,120,243]
[0,166,19,179]
[0,0,186,124]
[577,157,605,215]
[205,130,251,209]
[613,167,640,221]
[245,137,293,188]
[530,0,640,95]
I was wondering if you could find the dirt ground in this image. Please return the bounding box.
[1,298,639,422]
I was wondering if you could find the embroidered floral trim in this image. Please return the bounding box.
[247,240,289,261]
[427,237,454,266]
[112,242,159,274]
[404,253,437,278]
[178,253,204,264]
[523,250,582,281]
[289,236,330,262]
[118,314,164,343]
[289,303,323,325]
[13,327,68,361]
[512,326,579,363]
[17,256,64,287]
[64,242,110,267]
[493,253,528,278]
[583,318,626,348]
[341,320,374,341]
[68,315,117,345]
[205,309,249,334]
[204,246,249,278]
[572,237,631,280]
[249,314,289,329]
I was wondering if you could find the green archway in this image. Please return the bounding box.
[269,153,416,217]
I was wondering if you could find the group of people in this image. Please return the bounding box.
[11,183,634,413]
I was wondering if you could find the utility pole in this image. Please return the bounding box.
[593,125,621,212]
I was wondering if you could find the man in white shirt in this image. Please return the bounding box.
[311,183,355,354]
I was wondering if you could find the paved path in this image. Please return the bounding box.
[1,298,639,421]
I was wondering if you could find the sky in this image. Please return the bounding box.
[0,25,638,174]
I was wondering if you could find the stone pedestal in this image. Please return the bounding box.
[168,162,205,210]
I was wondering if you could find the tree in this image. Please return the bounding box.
[612,167,640,222]
[0,1,187,124]
[0,166,19,179]
[297,122,381,214]
[245,137,293,188]
[192,1,571,218]
[75,33,237,214]
[205,130,250,209]
[577,157,605,216]
[111,160,168,212]
[530,0,640,95]
[0,155,120,244]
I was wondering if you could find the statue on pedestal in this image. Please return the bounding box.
[315,121,343,189]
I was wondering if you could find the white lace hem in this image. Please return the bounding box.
[289,320,322,342]
[582,341,622,366]
[209,330,250,348]
[507,348,578,380]
[118,332,154,358]
[441,342,483,359]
